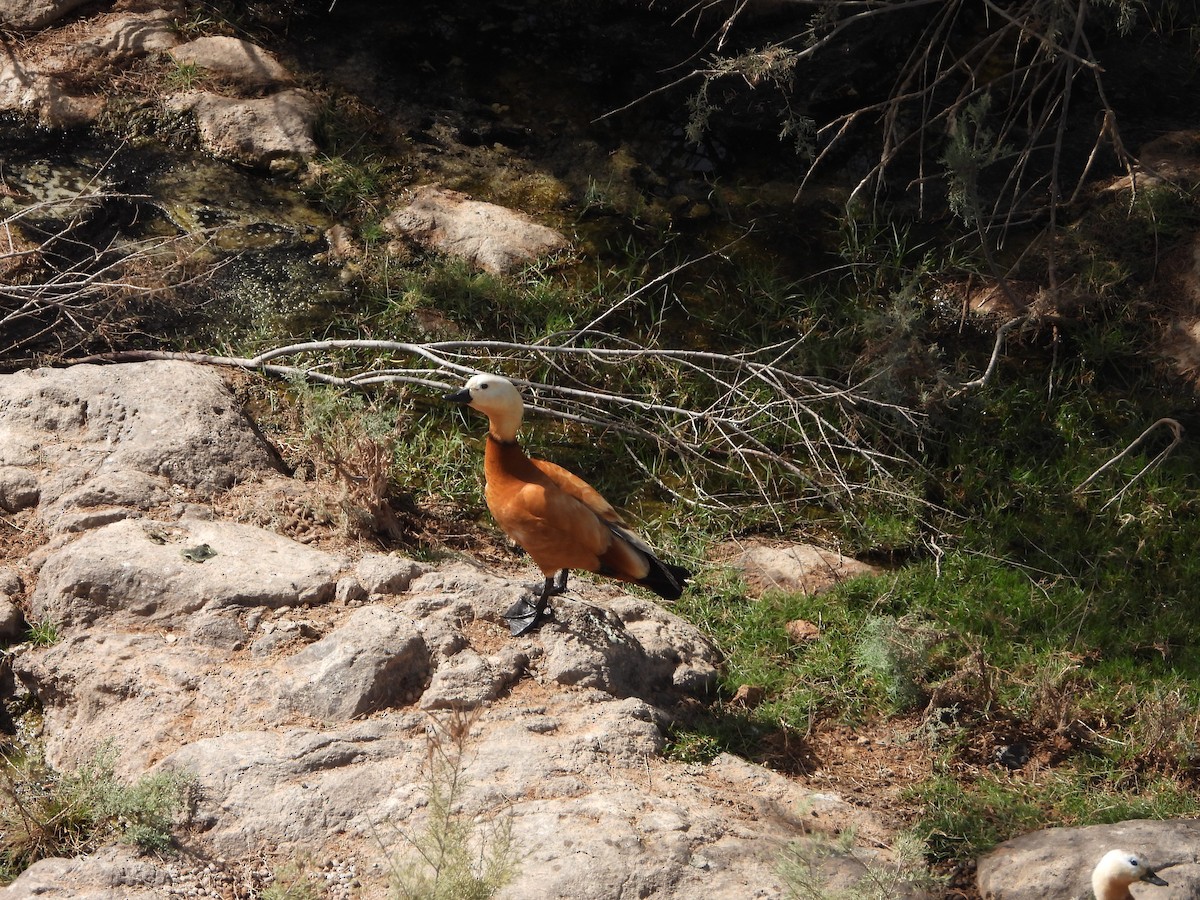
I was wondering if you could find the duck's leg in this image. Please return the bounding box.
[504,575,556,636]
[522,569,568,597]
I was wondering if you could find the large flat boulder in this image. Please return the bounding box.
[30,517,346,627]
[0,362,283,531]
[383,185,569,274]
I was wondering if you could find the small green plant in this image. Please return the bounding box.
[25,621,60,647]
[854,615,941,713]
[778,829,937,899]
[664,730,726,764]
[284,377,410,540]
[385,710,519,900]
[302,154,388,218]
[163,61,204,91]
[175,9,218,36]
[0,744,194,882]
[262,860,324,900]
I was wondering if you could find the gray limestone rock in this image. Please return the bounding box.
[383,185,569,274]
[355,552,424,595]
[30,518,346,627]
[0,362,283,531]
[977,819,1200,899]
[279,606,432,720]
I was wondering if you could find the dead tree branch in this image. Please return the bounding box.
[1074,418,1184,510]
[1,189,221,361]
[75,332,926,513]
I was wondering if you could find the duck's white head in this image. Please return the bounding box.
[444,373,525,442]
[1091,849,1167,899]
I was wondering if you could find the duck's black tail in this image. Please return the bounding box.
[637,556,691,601]
[606,521,691,600]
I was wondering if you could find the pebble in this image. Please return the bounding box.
[158,856,360,899]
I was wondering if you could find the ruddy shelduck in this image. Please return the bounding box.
[1091,849,1167,900]
[445,373,690,635]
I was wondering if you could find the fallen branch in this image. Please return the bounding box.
[74,331,926,512]
[1074,417,1184,510]
[2,189,222,360]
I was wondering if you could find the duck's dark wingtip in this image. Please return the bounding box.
[638,559,692,601]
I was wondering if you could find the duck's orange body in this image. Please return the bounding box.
[446,373,689,634]
[485,436,655,584]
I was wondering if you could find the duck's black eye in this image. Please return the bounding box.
[1129,857,1139,867]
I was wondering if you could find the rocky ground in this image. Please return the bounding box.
[1,361,1197,899]
[0,360,920,899]
[4,1,1200,898]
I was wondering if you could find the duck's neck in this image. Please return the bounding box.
[1093,877,1134,900]
[485,409,522,443]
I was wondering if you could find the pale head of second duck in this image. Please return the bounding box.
[445,373,525,443]
[1091,849,1167,900]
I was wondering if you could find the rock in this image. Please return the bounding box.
[0,846,172,899]
[58,9,180,63]
[0,567,20,597]
[168,89,319,173]
[279,606,431,720]
[0,0,89,31]
[186,610,250,650]
[723,541,882,597]
[0,565,24,640]
[0,362,283,530]
[786,618,821,644]
[168,36,293,88]
[355,552,424,595]
[0,49,104,125]
[13,630,256,773]
[335,575,368,604]
[0,465,39,512]
[608,596,722,694]
[31,518,346,627]
[730,684,765,708]
[0,598,24,641]
[383,185,569,274]
[977,819,1200,899]
[534,598,714,697]
[155,723,409,854]
[418,647,526,710]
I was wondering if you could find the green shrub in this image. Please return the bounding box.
[0,744,194,883]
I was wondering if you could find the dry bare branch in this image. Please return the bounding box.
[1074,417,1184,510]
[1,189,222,361]
[75,328,926,512]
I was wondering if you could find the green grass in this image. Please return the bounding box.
[909,766,1199,862]
[0,744,194,882]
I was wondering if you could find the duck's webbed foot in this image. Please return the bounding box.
[504,575,561,636]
